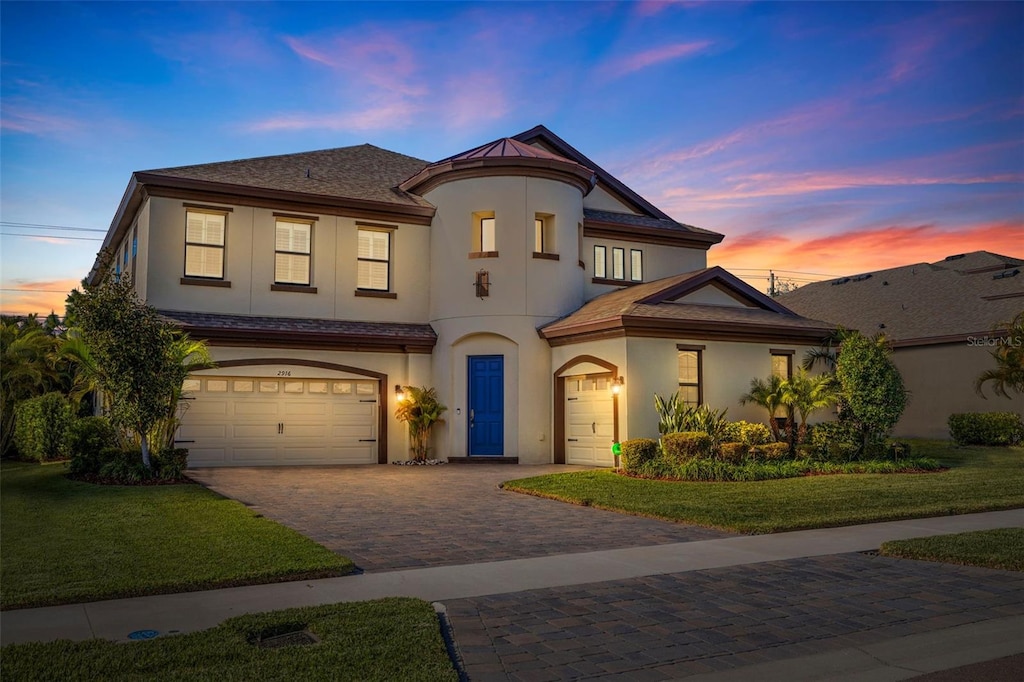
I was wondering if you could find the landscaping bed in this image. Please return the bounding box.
[0,598,458,681]
[0,462,354,610]
[879,528,1024,572]
[503,441,1024,534]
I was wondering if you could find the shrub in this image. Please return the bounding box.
[948,412,1024,446]
[723,421,773,447]
[835,332,908,448]
[97,448,150,484]
[809,420,862,461]
[686,406,731,448]
[662,431,712,463]
[13,392,73,462]
[620,438,659,474]
[750,442,790,461]
[67,416,117,476]
[153,447,189,480]
[717,442,748,464]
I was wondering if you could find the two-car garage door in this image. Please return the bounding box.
[178,376,379,467]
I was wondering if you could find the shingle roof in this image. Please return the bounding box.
[776,251,1024,343]
[584,208,722,237]
[141,145,432,208]
[159,310,437,346]
[540,268,834,341]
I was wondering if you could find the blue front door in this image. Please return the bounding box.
[468,355,504,456]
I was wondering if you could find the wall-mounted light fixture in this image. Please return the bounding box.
[474,270,490,298]
[395,384,405,403]
[611,376,624,395]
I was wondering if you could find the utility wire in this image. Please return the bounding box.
[0,221,105,233]
[0,288,73,293]
[0,233,103,241]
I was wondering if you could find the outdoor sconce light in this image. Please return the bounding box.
[611,376,624,395]
[474,270,490,298]
[395,384,405,403]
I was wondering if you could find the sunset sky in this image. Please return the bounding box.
[2,1,1021,316]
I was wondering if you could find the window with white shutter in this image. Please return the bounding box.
[184,210,226,279]
[275,219,312,285]
[357,229,391,291]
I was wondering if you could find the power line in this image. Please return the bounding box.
[0,233,103,241]
[0,288,73,293]
[0,221,106,233]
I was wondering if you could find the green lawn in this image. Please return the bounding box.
[503,441,1024,533]
[0,462,353,610]
[880,528,1024,572]
[0,598,458,682]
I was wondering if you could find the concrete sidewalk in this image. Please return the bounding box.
[2,508,1021,646]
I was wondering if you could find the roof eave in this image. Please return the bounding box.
[178,325,437,354]
[400,156,596,195]
[583,218,724,250]
[541,315,835,346]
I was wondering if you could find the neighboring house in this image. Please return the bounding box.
[778,251,1024,439]
[89,125,833,467]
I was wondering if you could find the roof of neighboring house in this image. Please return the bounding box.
[776,251,1024,345]
[159,310,437,353]
[140,144,433,208]
[540,267,835,345]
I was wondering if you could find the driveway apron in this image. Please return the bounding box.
[186,465,730,572]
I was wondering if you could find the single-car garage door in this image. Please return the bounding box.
[178,376,379,467]
[565,376,615,466]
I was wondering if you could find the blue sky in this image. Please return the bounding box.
[2,1,1021,315]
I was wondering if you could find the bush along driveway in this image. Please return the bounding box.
[0,462,353,610]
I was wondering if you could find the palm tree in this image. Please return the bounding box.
[780,368,837,443]
[152,335,213,450]
[0,320,57,456]
[739,374,787,442]
[395,386,448,461]
[975,311,1024,399]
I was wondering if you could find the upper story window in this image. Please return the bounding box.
[631,249,643,282]
[677,345,704,407]
[357,228,391,291]
[274,219,312,285]
[612,247,625,280]
[594,245,607,278]
[771,350,794,379]
[184,210,226,279]
[533,213,556,258]
[470,210,498,257]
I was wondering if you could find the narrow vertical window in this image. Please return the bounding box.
[677,346,704,407]
[771,350,794,379]
[612,247,625,280]
[534,218,544,253]
[594,245,606,278]
[184,210,226,279]
[131,226,138,277]
[480,217,496,252]
[275,219,312,285]
[357,229,391,291]
[630,249,643,282]
[577,223,584,268]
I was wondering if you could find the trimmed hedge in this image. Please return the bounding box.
[948,412,1024,446]
[662,431,712,463]
[722,421,773,447]
[67,416,117,476]
[620,438,659,474]
[751,442,790,461]
[717,442,748,464]
[13,392,73,462]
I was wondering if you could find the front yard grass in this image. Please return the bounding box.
[879,528,1024,571]
[0,462,353,610]
[503,441,1024,533]
[0,598,457,682]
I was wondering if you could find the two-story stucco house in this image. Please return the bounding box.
[89,125,833,467]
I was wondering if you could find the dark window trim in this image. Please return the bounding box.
[611,247,625,280]
[630,249,643,282]
[183,202,233,213]
[357,228,392,292]
[355,220,398,230]
[594,245,607,278]
[771,349,794,378]
[532,252,560,261]
[271,283,318,294]
[469,251,500,259]
[677,346,704,406]
[274,218,313,286]
[184,209,227,281]
[592,277,640,287]
[355,290,398,299]
[181,277,232,288]
[479,215,496,252]
[274,211,319,221]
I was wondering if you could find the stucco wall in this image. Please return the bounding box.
[892,342,1024,439]
[142,197,430,321]
[581,235,707,300]
[583,184,640,214]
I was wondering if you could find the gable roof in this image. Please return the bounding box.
[540,266,834,345]
[513,125,724,249]
[777,251,1024,346]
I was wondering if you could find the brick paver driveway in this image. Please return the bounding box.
[187,465,729,572]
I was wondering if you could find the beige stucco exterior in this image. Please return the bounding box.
[892,343,1024,439]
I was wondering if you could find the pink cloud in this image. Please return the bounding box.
[602,41,713,79]
[246,100,420,133]
[0,278,80,317]
[1,105,82,136]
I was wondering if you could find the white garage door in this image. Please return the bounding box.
[178,376,379,467]
[565,376,615,466]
